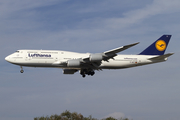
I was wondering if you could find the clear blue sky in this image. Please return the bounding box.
[1,0,180,120]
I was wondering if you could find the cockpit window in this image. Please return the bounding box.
[15,51,19,53]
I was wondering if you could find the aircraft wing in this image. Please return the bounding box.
[54,42,140,70]
[103,42,139,60]
[81,42,139,69]
[82,42,139,63]
[104,42,139,56]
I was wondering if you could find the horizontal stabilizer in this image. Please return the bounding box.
[148,53,174,60]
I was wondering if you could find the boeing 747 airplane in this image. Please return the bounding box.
[5,35,174,77]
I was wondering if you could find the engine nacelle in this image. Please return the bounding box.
[63,69,78,74]
[90,54,103,62]
[67,59,81,67]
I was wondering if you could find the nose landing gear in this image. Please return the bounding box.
[20,66,24,73]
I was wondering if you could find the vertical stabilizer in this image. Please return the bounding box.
[139,35,171,55]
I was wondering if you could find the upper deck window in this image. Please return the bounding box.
[15,51,19,53]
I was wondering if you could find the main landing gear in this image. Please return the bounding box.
[80,69,95,78]
[20,66,24,73]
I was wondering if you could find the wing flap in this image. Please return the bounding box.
[63,69,78,74]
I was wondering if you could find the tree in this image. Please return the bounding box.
[103,117,116,120]
[34,110,129,120]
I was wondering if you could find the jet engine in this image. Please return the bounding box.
[67,59,81,67]
[89,54,103,62]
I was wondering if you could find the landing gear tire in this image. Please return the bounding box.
[90,71,95,76]
[20,70,24,73]
[20,66,24,73]
[80,69,95,77]
[82,74,86,78]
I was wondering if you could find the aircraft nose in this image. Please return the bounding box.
[5,56,10,62]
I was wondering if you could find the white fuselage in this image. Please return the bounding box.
[5,50,166,69]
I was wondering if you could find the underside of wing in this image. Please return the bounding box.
[63,69,78,74]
